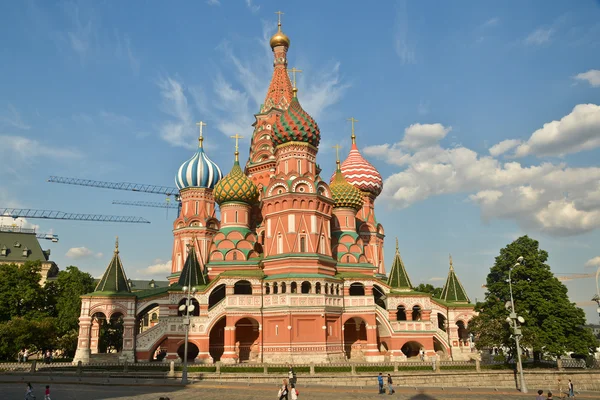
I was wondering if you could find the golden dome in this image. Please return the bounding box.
[270,24,290,49]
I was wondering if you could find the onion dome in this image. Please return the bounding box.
[336,137,383,197]
[270,19,290,49]
[330,163,364,211]
[214,156,259,206]
[175,133,222,191]
[272,96,320,148]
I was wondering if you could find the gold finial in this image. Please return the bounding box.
[287,67,302,93]
[333,144,342,167]
[347,117,358,144]
[196,121,206,148]
[275,11,284,30]
[230,134,244,161]
[395,237,399,254]
[449,254,454,271]
[115,236,119,253]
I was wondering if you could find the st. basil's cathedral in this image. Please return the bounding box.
[74,17,476,365]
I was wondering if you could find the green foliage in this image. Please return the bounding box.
[396,365,432,371]
[0,317,57,360]
[355,365,394,372]
[99,317,124,353]
[220,366,263,373]
[267,366,310,373]
[414,283,443,298]
[313,366,352,373]
[470,235,598,359]
[0,262,46,321]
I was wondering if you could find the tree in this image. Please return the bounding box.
[0,261,46,322]
[470,235,598,361]
[415,283,443,298]
[0,317,57,360]
[45,266,95,335]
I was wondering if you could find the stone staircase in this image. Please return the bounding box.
[89,353,120,364]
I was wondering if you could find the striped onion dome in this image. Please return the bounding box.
[333,141,383,197]
[175,141,223,190]
[272,96,320,148]
[330,165,364,211]
[213,159,259,205]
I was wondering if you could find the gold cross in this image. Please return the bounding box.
[196,121,206,147]
[333,144,342,163]
[287,67,302,88]
[275,11,284,27]
[231,134,243,161]
[449,253,454,270]
[115,236,119,253]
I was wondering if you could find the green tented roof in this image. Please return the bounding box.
[265,273,338,280]
[387,239,413,289]
[219,269,265,277]
[440,255,470,303]
[177,245,208,287]
[94,238,131,295]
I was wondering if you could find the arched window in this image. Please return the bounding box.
[301,281,311,294]
[320,235,325,253]
[291,282,297,293]
[336,285,340,295]
[349,283,365,296]
[234,280,252,295]
[397,305,407,321]
[315,282,321,294]
[232,251,238,261]
[265,283,270,295]
[325,283,329,295]
[346,255,350,263]
[437,313,447,331]
[281,282,287,294]
[235,211,238,223]
[300,236,306,252]
[277,234,283,254]
[273,282,279,294]
[412,305,422,321]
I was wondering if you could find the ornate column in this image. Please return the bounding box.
[195,337,212,364]
[364,323,384,362]
[421,310,432,321]
[73,315,92,364]
[121,315,136,362]
[90,317,101,354]
[221,322,238,364]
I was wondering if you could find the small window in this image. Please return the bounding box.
[232,252,238,261]
[265,283,271,295]
[291,282,297,293]
[300,236,306,253]
[0,247,6,256]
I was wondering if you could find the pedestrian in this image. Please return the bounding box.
[419,348,425,361]
[278,378,289,400]
[288,365,296,386]
[387,373,395,395]
[547,392,554,399]
[535,389,545,400]
[25,382,35,400]
[290,382,299,400]
[44,385,51,400]
[23,349,29,363]
[377,372,384,394]
[568,379,575,398]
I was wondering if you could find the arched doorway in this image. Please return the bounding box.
[433,336,447,358]
[177,342,199,361]
[150,338,168,362]
[235,317,260,363]
[373,285,386,308]
[90,312,107,354]
[457,320,469,345]
[437,313,447,331]
[343,317,367,360]
[209,317,226,362]
[401,341,423,358]
[136,303,160,334]
[234,280,252,294]
[99,312,124,354]
[178,298,200,316]
[209,284,226,309]
[349,283,365,296]
[396,305,407,321]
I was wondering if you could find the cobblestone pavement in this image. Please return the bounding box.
[1,382,599,400]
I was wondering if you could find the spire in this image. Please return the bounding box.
[263,12,293,113]
[440,254,470,303]
[288,67,302,98]
[333,144,342,169]
[196,121,206,148]
[348,117,358,146]
[95,236,131,294]
[231,134,243,162]
[387,238,413,289]
[177,240,207,287]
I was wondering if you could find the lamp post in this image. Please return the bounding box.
[179,284,197,384]
[593,265,600,322]
[507,256,527,394]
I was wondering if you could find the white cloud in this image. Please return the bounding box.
[366,116,600,235]
[585,256,600,268]
[393,0,416,64]
[115,32,140,76]
[66,246,103,259]
[481,17,499,28]
[514,104,600,157]
[489,139,521,157]
[62,3,94,61]
[0,105,30,130]
[0,217,40,232]
[206,0,220,5]
[245,0,260,13]
[574,69,600,88]
[402,123,451,150]
[0,135,83,161]
[157,77,196,149]
[137,259,172,276]
[99,110,132,126]
[524,28,553,46]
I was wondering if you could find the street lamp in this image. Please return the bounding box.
[507,256,527,394]
[179,284,197,384]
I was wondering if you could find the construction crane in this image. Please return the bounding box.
[47,176,179,196]
[0,208,150,224]
[112,200,179,209]
[37,233,59,242]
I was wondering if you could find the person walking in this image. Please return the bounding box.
[23,349,29,363]
[288,365,296,386]
[377,372,384,394]
[44,385,51,400]
[290,383,298,400]
[278,378,289,400]
[387,373,395,395]
[568,379,575,398]
[535,389,545,400]
[25,383,35,400]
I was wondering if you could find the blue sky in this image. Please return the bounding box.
[1,1,600,321]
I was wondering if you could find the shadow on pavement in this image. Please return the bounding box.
[407,392,438,400]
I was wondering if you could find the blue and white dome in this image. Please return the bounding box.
[175,144,223,190]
